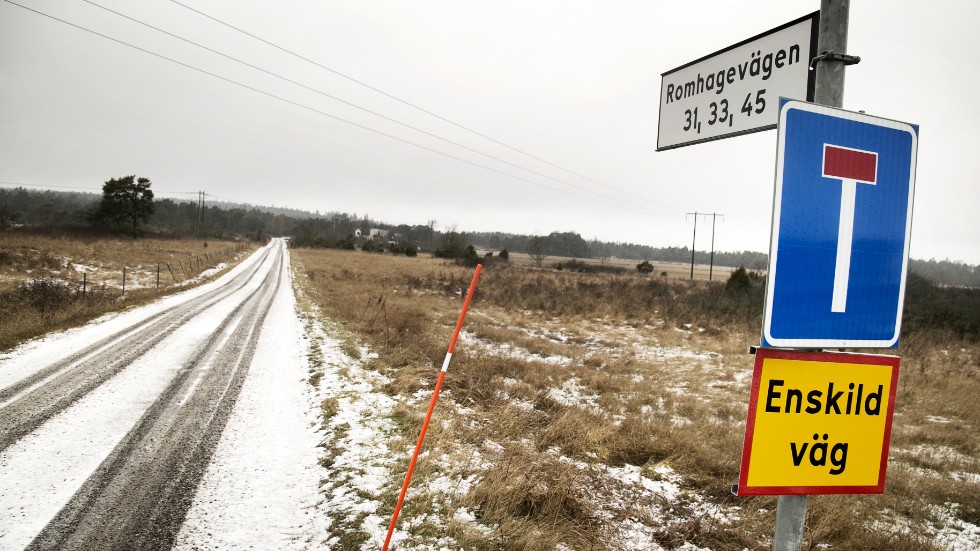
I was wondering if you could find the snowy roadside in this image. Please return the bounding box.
[291,290,400,549]
[289,270,484,549]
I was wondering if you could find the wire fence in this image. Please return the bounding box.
[70,243,251,296]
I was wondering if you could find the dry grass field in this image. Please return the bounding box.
[0,232,252,349]
[293,247,979,550]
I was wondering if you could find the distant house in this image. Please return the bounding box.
[368,229,388,239]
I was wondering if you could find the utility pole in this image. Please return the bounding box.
[708,212,725,281]
[773,2,851,550]
[687,211,699,280]
[197,191,205,236]
[689,211,723,280]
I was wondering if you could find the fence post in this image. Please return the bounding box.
[122,266,126,294]
[82,272,86,297]
[157,263,160,288]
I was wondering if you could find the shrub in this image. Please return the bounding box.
[433,231,466,259]
[499,249,509,260]
[636,260,654,274]
[404,245,418,257]
[903,271,980,341]
[726,266,752,292]
[18,278,75,319]
[557,260,626,275]
[456,245,483,268]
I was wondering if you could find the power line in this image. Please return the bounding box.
[168,0,678,214]
[2,0,662,217]
[81,0,666,214]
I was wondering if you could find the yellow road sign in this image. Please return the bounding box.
[738,348,899,495]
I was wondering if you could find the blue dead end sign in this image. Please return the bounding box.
[763,99,918,349]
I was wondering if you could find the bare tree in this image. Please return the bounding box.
[528,236,547,268]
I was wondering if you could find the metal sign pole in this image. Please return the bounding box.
[814,0,850,109]
[774,494,807,551]
[772,1,850,549]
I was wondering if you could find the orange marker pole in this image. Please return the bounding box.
[382,263,482,551]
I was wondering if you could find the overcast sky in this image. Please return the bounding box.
[2,0,978,264]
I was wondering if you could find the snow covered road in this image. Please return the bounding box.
[0,239,326,550]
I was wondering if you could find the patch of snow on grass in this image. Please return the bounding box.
[872,504,980,551]
[613,518,667,551]
[632,343,715,362]
[898,444,974,466]
[609,464,681,501]
[522,326,574,343]
[459,330,572,366]
[671,416,693,427]
[494,389,535,411]
[547,377,601,412]
[931,503,980,550]
[950,471,980,484]
[580,461,736,549]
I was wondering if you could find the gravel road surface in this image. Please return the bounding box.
[0,239,324,550]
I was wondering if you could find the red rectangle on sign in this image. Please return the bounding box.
[823,145,877,183]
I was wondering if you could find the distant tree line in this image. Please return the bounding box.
[0,188,95,228]
[2,185,977,287]
[907,258,980,288]
[0,186,294,241]
[466,230,769,271]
